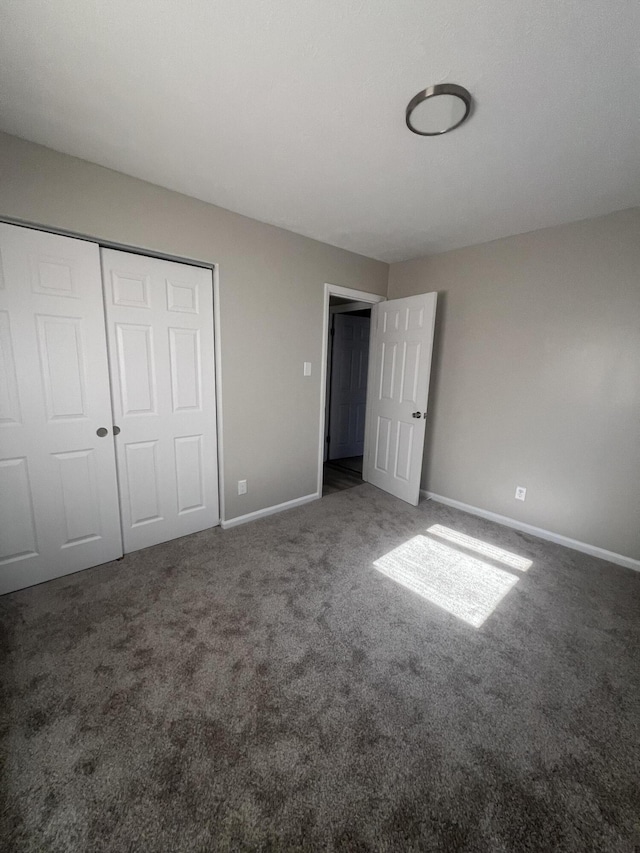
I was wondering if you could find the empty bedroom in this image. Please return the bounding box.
[0,1,638,851]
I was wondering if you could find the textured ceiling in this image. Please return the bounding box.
[1,0,638,262]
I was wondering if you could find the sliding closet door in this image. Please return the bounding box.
[0,224,122,594]
[101,249,219,552]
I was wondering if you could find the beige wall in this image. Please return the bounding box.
[0,132,388,520]
[389,209,640,561]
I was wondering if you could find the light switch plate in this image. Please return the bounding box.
[303,362,312,376]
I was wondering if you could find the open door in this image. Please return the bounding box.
[364,292,437,505]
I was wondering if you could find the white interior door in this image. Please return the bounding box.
[0,224,122,594]
[364,292,437,505]
[328,313,370,459]
[101,249,219,552]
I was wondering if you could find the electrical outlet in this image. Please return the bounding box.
[515,486,526,501]
[238,479,248,495]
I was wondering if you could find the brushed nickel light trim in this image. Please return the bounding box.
[406,83,472,136]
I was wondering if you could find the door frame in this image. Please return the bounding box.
[0,215,226,525]
[317,283,385,497]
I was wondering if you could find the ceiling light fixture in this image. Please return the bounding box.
[406,83,472,136]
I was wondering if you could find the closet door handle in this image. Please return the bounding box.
[411,412,422,418]
[96,427,109,437]
[113,426,121,436]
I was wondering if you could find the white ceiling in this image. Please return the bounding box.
[1,0,638,262]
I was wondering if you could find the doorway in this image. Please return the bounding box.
[324,301,370,494]
[317,284,385,497]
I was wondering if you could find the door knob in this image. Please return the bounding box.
[96,427,109,437]
[113,426,121,436]
[412,412,422,418]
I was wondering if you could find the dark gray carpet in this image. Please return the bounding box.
[1,484,639,852]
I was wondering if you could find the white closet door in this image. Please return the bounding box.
[364,292,437,506]
[101,249,219,552]
[0,224,122,594]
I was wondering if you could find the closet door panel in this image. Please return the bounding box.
[101,249,219,553]
[0,224,122,594]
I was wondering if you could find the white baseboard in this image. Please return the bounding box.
[421,490,640,572]
[221,492,320,530]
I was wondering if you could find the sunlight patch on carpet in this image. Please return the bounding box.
[427,524,532,572]
[373,535,520,628]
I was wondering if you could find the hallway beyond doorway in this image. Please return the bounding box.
[322,456,364,496]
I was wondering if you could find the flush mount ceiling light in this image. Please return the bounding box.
[406,83,472,136]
